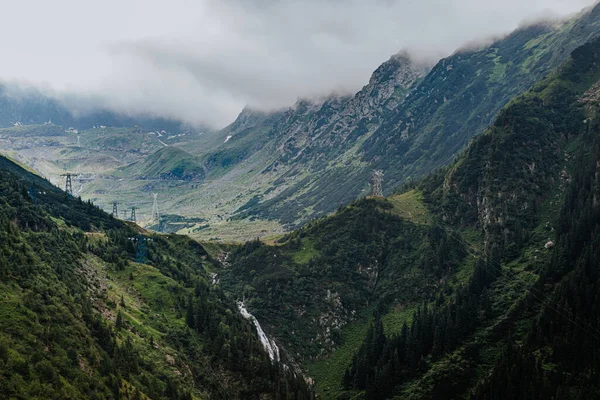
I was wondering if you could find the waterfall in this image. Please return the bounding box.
[237,301,280,362]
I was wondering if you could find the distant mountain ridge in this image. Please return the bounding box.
[0,84,190,133]
[198,3,600,230]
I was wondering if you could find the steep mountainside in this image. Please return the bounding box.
[0,155,311,399]
[218,35,600,399]
[196,4,600,232]
[196,53,430,226]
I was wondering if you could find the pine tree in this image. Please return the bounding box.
[185,295,195,328]
[116,311,124,331]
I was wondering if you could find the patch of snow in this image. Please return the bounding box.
[224,135,232,143]
[237,301,280,362]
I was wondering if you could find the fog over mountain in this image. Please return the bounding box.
[0,0,595,127]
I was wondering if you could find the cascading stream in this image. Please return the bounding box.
[237,301,280,362]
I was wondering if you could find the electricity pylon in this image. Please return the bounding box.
[129,235,152,264]
[151,193,160,223]
[370,170,384,197]
[112,201,121,218]
[130,206,137,223]
[60,173,79,196]
[127,202,150,224]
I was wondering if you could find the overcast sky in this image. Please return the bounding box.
[0,0,595,128]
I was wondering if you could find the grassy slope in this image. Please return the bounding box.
[301,161,568,398]
[219,190,474,397]
[116,146,205,181]
[0,154,310,399]
[304,190,482,398]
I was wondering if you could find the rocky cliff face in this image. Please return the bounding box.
[352,52,430,117]
[215,52,430,165]
[221,37,600,399]
[272,53,431,164]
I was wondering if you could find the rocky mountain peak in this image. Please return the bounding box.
[353,52,431,117]
[224,106,274,135]
[368,51,427,87]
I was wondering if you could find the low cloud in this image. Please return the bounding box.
[0,0,594,128]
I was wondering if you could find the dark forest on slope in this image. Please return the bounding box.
[218,36,600,399]
[342,35,600,400]
[0,156,311,399]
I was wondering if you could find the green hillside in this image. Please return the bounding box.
[0,156,310,399]
[219,35,600,399]
[118,147,206,182]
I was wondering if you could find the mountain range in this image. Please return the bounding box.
[218,32,600,399]
[4,4,600,241]
[2,3,600,400]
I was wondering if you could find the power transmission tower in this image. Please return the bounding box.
[370,170,384,197]
[112,201,121,218]
[151,193,160,223]
[127,201,150,224]
[129,235,152,264]
[136,237,147,263]
[28,183,38,205]
[122,209,129,220]
[60,173,76,195]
